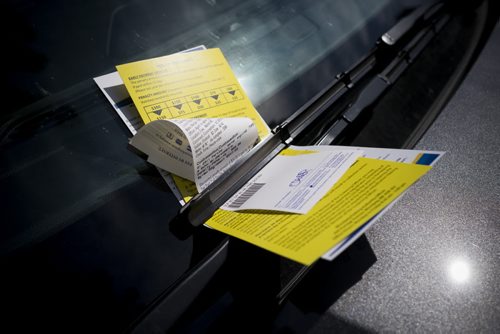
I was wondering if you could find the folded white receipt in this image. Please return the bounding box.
[129,117,258,192]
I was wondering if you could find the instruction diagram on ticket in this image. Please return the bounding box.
[116,48,270,140]
[142,85,244,121]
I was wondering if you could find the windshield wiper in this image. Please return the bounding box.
[174,1,451,228]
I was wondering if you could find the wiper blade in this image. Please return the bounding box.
[175,1,451,227]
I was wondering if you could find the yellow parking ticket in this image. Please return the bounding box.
[116,48,270,140]
[206,157,432,265]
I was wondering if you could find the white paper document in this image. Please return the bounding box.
[222,146,361,214]
[94,72,143,134]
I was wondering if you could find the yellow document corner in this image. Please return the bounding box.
[172,174,197,203]
[279,147,319,156]
[206,158,432,265]
[116,48,270,139]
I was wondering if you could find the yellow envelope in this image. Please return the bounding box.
[206,157,432,265]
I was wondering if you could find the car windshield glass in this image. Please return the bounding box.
[1,0,430,298]
[2,0,433,331]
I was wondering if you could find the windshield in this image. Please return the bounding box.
[1,0,430,253]
[0,0,431,331]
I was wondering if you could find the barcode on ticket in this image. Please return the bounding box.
[226,182,266,209]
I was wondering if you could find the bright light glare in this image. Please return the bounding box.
[448,259,471,284]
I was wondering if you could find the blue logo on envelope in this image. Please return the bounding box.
[289,169,309,187]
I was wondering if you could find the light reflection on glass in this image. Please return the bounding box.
[448,259,471,284]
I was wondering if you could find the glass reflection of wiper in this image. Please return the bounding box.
[0,80,96,146]
[175,0,451,228]
[382,1,443,45]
